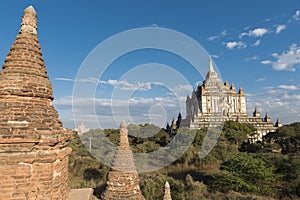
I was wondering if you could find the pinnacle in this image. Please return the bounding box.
[239,86,244,94]
[120,120,127,129]
[231,83,236,90]
[209,57,214,72]
[165,181,170,188]
[277,117,281,122]
[163,181,172,200]
[20,5,37,35]
[118,120,131,150]
[24,5,37,15]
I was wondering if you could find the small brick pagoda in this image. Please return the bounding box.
[0,6,72,200]
[101,121,145,200]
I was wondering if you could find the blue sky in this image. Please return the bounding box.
[0,1,299,129]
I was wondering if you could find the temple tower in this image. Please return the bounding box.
[0,6,72,200]
[102,121,145,200]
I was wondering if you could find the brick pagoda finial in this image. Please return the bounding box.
[0,5,53,100]
[0,6,72,200]
[20,6,37,35]
[163,181,172,200]
[119,120,131,150]
[102,120,145,200]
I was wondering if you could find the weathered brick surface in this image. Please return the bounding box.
[102,121,145,200]
[0,6,72,200]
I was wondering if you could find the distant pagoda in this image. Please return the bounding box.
[181,58,282,141]
[0,6,72,199]
[101,121,145,200]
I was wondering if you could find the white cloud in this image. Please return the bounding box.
[149,23,159,27]
[250,28,268,37]
[55,77,74,81]
[173,84,193,93]
[282,93,300,100]
[246,55,259,61]
[262,85,299,91]
[54,94,186,129]
[251,55,259,60]
[247,89,300,125]
[220,30,227,36]
[261,60,272,65]
[97,79,165,91]
[208,30,227,41]
[293,10,300,21]
[53,83,194,129]
[240,28,268,38]
[277,85,298,90]
[239,32,248,38]
[172,84,193,97]
[275,25,287,34]
[225,41,246,49]
[208,36,218,41]
[252,40,261,46]
[255,77,266,83]
[211,54,219,58]
[243,26,250,30]
[271,44,300,72]
[262,45,300,72]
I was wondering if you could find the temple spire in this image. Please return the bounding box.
[275,118,282,127]
[253,107,261,117]
[231,83,236,91]
[163,181,172,200]
[264,112,271,122]
[209,57,214,72]
[239,86,244,94]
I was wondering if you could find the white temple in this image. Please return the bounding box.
[181,58,281,141]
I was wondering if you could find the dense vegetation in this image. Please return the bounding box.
[68,121,300,199]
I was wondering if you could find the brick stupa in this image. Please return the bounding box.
[102,120,145,200]
[0,6,72,199]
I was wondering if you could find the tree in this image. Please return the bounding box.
[264,122,300,154]
[185,174,208,199]
[176,112,182,129]
[216,153,278,195]
[223,121,255,147]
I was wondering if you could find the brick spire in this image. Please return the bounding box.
[0,6,53,100]
[163,181,172,200]
[102,120,145,200]
[0,5,72,150]
[0,6,72,199]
